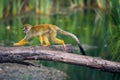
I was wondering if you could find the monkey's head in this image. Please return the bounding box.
[23,24,32,33]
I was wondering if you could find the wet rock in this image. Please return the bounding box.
[0,63,67,80]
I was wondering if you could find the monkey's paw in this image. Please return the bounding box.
[13,43,21,46]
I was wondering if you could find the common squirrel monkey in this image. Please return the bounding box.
[13,24,86,55]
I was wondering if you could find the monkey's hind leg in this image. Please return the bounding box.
[50,35,66,50]
[52,38,66,50]
[13,39,28,46]
[50,29,66,50]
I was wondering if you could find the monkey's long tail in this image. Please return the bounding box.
[78,44,86,55]
[55,26,86,55]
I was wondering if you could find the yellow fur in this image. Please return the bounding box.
[14,39,27,46]
[13,24,86,55]
[13,24,65,48]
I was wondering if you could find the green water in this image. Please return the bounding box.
[0,10,120,80]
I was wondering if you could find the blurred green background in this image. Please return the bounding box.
[0,0,120,80]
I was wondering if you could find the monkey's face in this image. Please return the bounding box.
[23,27,29,33]
[23,24,32,33]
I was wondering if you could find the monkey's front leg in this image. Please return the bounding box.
[43,35,50,46]
[13,39,28,46]
[38,36,43,46]
[38,35,50,46]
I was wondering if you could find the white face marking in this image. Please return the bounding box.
[23,28,27,33]
[23,27,31,33]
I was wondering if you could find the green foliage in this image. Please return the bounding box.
[109,0,120,61]
[0,0,4,18]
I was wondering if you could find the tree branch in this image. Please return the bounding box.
[0,45,120,73]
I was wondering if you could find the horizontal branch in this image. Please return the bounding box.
[0,45,120,73]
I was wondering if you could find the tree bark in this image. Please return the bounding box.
[0,45,120,73]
